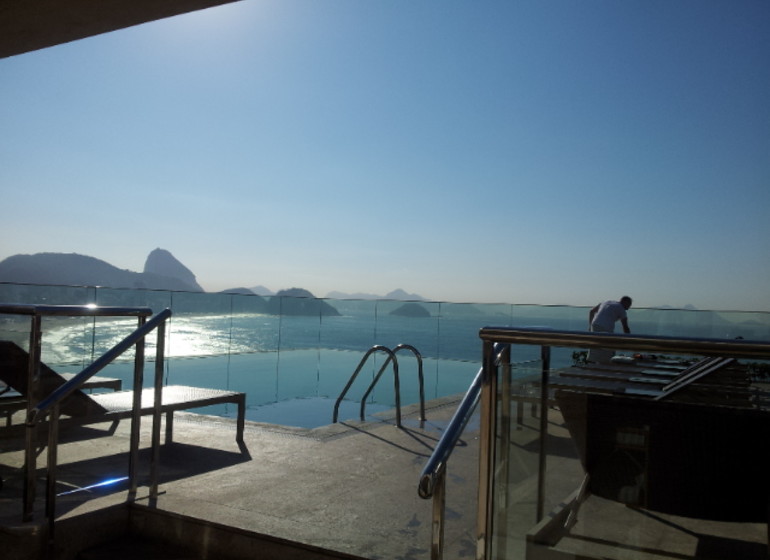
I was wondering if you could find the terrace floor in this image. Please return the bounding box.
[1,395,767,560]
[1,396,488,559]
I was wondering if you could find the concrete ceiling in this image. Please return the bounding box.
[0,0,243,59]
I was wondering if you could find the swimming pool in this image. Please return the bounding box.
[63,348,488,429]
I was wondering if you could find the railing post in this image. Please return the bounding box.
[150,318,167,500]
[494,345,512,559]
[46,403,60,550]
[430,464,446,560]
[537,345,551,522]
[128,315,147,496]
[23,313,43,522]
[476,340,499,560]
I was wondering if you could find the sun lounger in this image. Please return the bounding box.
[2,373,122,426]
[0,340,245,443]
[88,385,245,443]
[60,373,122,392]
[0,340,108,417]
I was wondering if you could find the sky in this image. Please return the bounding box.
[1,0,769,311]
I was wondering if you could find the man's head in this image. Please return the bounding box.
[620,296,633,310]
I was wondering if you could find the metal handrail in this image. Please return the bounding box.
[4,304,154,523]
[28,308,172,423]
[3,303,170,550]
[0,302,152,318]
[479,326,770,359]
[333,345,402,427]
[35,308,170,550]
[417,343,508,560]
[418,343,508,499]
[474,327,770,560]
[359,344,426,423]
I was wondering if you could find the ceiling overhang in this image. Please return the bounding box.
[0,0,243,59]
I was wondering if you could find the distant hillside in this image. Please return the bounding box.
[218,287,257,295]
[249,285,274,296]
[144,248,203,291]
[268,288,341,316]
[0,251,203,292]
[0,251,424,308]
[326,288,426,301]
[390,302,431,317]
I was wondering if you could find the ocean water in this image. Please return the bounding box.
[2,287,768,428]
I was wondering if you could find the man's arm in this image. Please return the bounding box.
[620,317,630,334]
[588,305,599,329]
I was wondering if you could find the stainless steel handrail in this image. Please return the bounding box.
[0,303,152,317]
[359,344,426,423]
[24,307,171,551]
[479,326,770,359]
[1,303,172,553]
[417,342,508,560]
[333,345,401,426]
[474,327,770,560]
[3,304,154,523]
[28,309,171,422]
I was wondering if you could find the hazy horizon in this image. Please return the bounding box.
[2,1,768,312]
[0,247,763,312]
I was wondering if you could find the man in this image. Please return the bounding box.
[589,296,633,334]
[588,296,632,363]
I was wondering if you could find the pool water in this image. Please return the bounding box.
[53,349,549,430]
[216,396,396,429]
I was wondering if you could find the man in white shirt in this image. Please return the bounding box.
[588,296,632,362]
[589,296,632,334]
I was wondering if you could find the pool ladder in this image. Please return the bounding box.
[333,344,426,428]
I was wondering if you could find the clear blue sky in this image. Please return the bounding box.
[1,0,768,311]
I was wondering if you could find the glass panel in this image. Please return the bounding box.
[2,284,768,434]
[485,332,770,560]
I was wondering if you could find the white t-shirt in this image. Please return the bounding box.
[591,301,627,332]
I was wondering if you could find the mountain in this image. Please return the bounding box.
[0,251,203,292]
[219,287,257,295]
[385,289,425,301]
[0,250,425,305]
[326,288,426,301]
[390,302,431,318]
[144,248,203,291]
[268,288,340,316]
[249,285,274,296]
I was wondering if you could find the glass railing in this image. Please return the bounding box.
[2,283,769,417]
[476,328,770,560]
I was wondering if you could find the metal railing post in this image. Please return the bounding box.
[23,313,43,522]
[150,318,167,500]
[128,315,147,496]
[45,403,60,549]
[476,340,499,560]
[537,344,551,522]
[430,464,446,560]
[495,345,512,559]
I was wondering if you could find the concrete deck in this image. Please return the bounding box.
[1,397,492,559]
[2,397,766,560]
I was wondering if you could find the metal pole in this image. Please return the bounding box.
[23,313,43,522]
[476,341,499,560]
[537,345,551,522]
[496,345,512,559]
[128,316,146,496]
[46,404,60,550]
[430,465,446,560]
[150,319,167,500]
